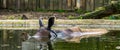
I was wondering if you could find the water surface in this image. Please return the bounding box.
[0,30,120,50]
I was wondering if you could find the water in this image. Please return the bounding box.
[0,30,120,50]
[54,31,120,50]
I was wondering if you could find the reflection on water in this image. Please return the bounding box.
[0,30,120,50]
[54,31,120,50]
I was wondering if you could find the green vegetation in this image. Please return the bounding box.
[1,1,120,19]
[103,14,120,19]
[5,16,24,20]
[68,15,83,19]
[75,9,86,14]
[68,1,120,19]
[8,16,14,19]
[36,8,66,13]
[36,8,48,12]
[53,10,66,13]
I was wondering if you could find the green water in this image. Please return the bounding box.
[0,30,120,50]
[54,31,120,50]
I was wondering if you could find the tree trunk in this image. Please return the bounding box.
[3,0,6,8]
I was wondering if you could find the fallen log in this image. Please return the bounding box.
[71,1,120,19]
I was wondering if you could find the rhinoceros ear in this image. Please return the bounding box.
[39,17,44,27]
[47,17,55,30]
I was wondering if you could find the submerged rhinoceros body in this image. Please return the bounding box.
[21,17,108,50]
[51,27,108,43]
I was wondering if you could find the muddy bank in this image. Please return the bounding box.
[0,11,79,19]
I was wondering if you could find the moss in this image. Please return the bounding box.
[36,8,66,13]
[68,15,75,19]
[4,15,26,20]
[7,16,15,20]
[103,14,120,19]
[54,10,66,12]
[75,9,86,14]
[95,7,106,11]
[68,15,83,19]
[35,8,47,12]
[78,16,83,19]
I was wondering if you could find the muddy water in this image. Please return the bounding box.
[54,31,120,50]
[0,30,120,50]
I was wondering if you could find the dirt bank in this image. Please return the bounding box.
[0,11,79,20]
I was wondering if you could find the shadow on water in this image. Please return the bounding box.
[0,30,120,50]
